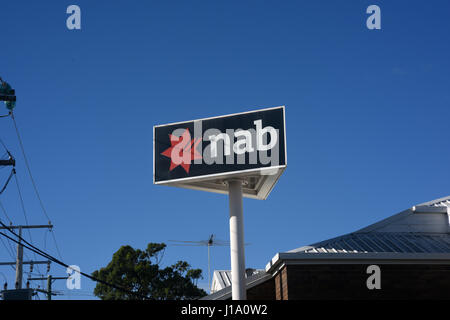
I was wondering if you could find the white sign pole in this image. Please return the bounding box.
[227,179,247,300]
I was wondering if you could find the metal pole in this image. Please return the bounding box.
[228,179,246,300]
[207,243,211,293]
[15,226,23,289]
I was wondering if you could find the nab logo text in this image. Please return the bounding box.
[161,119,279,174]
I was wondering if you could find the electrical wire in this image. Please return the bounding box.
[10,113,51,223]
[12,173,31,238]
[9,113,60,287]
[11,172,47,286]
[0,120,48,289]
[0,232,15,260]
[11,113,63,261]
[0,198,18,270]
[0,230,146,299]
[0,136,10,153]
[0,200,12,226]
[43,229,48,252]
[0,220,147,299]
[0,200,45,289]
[0,235,16,271]
[3,113,145,299]
[0,147,17,273]
[12,172,39,267]
[0,169,14,195]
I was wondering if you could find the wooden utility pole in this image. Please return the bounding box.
[0,224,53,289]
[29,275,68,300]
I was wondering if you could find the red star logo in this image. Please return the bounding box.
[161,128,202,174]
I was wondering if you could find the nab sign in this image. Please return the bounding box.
[153,106,286,199]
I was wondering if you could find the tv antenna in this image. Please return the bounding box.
[168,234,248,292]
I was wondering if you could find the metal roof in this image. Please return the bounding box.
[211,270,232,291]
[288,196,450,255]
[203,269,270,300]
[210,269,264,293]
[288,232,450,254]
[416,195,450,208]
[206,195,450,299]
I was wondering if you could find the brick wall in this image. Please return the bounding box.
[247,277,275,300]
[275,267,288,300]
[225,263,450,300]
[280,264,450,300]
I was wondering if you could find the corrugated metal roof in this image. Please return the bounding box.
[203,270,271,300]
[207,196,450,299]
[211,269,265,293]
[213,270,231,289]
[288,195,450,255]
[289,232,450,254]
[418,195,450,208]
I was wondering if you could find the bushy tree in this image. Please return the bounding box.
[92,243,206,300]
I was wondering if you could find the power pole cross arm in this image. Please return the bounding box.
[28,275,69,300]
[0,224,53,289]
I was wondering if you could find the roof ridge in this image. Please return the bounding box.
[357,231,449,235]
[288,231,450,254]
[416,195,450,207]
[287,196,450,254]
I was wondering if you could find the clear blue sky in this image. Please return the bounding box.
[1,0,449,299]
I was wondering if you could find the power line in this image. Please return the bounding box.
[0,235,16,271]
[10,112,63,261]
[0,141,17,273]
[0,221,49,289]
[3,112,141,299]
[10,113,51,223]
[0,220,147,299]
[4,172,47,286]
[0,155,46,286]
[12,171,45,281]
[3,114,61,291]
[0,168,14,195]
[0,230,145,299]
[0,117,46,288]
[13,172,32,240]
[0,136,10,154]
[0,200,12,225]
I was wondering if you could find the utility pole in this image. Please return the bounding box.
[15,226,23,288]
[29,275,68,300]
[0,224,53,289]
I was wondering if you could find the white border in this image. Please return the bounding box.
[154,165,286,185]
[153,105,285,128]
[153,106,287,199]
[153,106,287,185]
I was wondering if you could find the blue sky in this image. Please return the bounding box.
[1,1,449,299]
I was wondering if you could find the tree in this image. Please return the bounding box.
[92,243,207,300]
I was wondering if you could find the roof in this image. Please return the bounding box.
[201,269,270,300]
[210,269,264,293]
[416,195,450,208]
[267,195,450,272]
[288,232,450,254]
[203,195,450,299]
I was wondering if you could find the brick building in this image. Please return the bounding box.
[202,195,450,300]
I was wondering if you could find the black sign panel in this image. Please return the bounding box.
[154,106,286,184]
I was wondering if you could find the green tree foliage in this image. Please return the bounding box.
[92,243,207,300]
